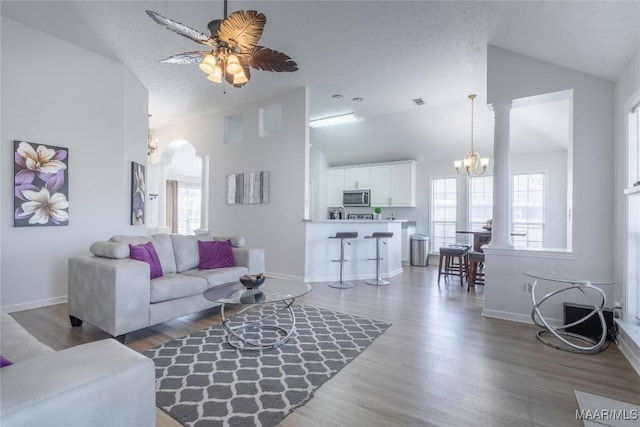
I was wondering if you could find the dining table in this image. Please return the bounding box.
[455,229,526,251]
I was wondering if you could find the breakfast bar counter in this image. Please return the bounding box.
[303,220,403,283]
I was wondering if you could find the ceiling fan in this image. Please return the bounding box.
[146,0,298,88]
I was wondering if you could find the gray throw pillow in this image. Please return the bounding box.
[213,235,246,248]
[171,233,214,272]
[90,241,130,259]
[109,234,177,274]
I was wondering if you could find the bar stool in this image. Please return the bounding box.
[328,232,358,289]
[438,246,467,288]
[467,251,485,292]
[447,243,471,276]
[365,232,394,286]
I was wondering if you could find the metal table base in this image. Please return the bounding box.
[528,273,609,354]
[221,299,296,351]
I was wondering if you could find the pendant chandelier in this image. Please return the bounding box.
[147,114,158,157]
[454,94,489,176]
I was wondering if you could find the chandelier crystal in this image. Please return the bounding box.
[454,94,489,176]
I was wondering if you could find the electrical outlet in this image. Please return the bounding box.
[614,301,623,308]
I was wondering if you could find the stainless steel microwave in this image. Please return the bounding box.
[343,190,370,207]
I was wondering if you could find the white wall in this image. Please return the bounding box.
[1,17,148,312]
[483,46,616,323]
[308,150,328,220]
[614,50,640,313]
[152,88,309,280]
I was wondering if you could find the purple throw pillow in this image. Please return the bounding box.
[129,242,163,279]
[0,355,12,368]
[199,240,235,270]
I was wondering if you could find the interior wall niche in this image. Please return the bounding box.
[259,103,283,138]
[224,114,244,144]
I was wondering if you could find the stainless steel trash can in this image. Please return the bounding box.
[410,235,429,266]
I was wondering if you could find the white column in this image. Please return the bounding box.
[195,154,209,234]
[488,101,513,248]
[157,164,171,234]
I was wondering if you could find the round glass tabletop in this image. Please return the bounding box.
[203,278,312,305]
[523,270,614,286]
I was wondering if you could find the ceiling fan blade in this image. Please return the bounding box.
[207,19,222,37]
[218,10,266,50]
[146,10,216,47]
[243,46,298,72]
[159,51,207,64]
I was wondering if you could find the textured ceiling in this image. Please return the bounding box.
[2,1,638,163]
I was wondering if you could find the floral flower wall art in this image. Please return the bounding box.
[131,162,146,225]
[14,140,69,227]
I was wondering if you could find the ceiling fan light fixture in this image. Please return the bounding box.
[147,3,298,89]
[226,54,242,75]
[207,68,223,83]
[199,53,218,74]
[232,69,248,85]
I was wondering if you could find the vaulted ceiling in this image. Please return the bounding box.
[2,1,638,164]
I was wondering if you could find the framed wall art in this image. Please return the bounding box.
[14,140,69,227]
[131,161,146,225]
[225,170,270,205]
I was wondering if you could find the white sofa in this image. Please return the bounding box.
[68,233,264,340]
[0,313,155,427]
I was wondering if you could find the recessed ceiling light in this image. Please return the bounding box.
[412,98,425,106]
[331,94,343,100]
[352,97,363,102]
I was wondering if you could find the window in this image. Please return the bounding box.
[431,177,457,251]
[629,103,639,186]
[469,176,493,230]
[177,183,201,235]
[513,173,545,248]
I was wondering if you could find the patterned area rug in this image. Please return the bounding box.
[143,305,391,427]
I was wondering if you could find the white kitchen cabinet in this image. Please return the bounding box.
[370,161,416,207]
[389,161,416,207]
[327,168,345,206]
[344,166,371,190]
[328,160,416,208]
[370,165,391,207]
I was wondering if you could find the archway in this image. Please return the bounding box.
[147,139,209,234]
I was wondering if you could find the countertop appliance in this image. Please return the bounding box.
[347,214,374,220]
[328,207,345,220]
[343,190,370,207]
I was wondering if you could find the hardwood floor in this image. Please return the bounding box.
[9,266,640,426]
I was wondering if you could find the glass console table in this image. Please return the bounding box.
[523,271,614,353]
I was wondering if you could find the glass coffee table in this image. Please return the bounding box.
[203,279,312,350]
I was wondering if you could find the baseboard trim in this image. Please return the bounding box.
[482,309,533,324]
[303,267,404,283]
[482,308,564,328]
[266,272,305,282]
[1,295,67,314]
